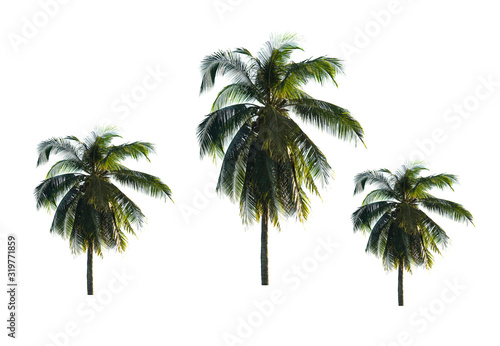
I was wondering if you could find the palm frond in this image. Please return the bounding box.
[289,98,365,146]
[197,104,257,160]
[419,197,474,225]
[35,173,84,210]
[110,169,173,201]
[353,170,393,195]
[412,173,458,196]
[200,50,254,94]
[46,159,86,177]
[211,84,261,111]
[37,137,82,167]
[352,201,395,233]
[103,141,155,167]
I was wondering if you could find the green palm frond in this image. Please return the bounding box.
[419,196,474,225]
[211,84,260,111]
[352,201,395,233]
[411,173,457,197]
[353,170,393,195]
[280,57,343,90]
[197,104,257,160]
[36,137,82,166]
[365,211,393,256]
[110,168,173,201]
[35,173,84,210]
[200,50,254,94]
[49,185,81,237]
[46,159,86,177]
[103,141,155,167]
[288,98,364,145]
[362,188,398,205]
[216,120,255,200]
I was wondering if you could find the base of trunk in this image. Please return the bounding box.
[398,260,404,306]
[261,209,269,286]
[87,244,94,295]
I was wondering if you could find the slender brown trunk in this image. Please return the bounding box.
[87,243,94,295]
[261,207,269,285]
[398,259,404,306]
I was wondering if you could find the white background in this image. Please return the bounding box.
[1,0,499,345]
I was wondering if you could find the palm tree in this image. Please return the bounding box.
[197,34,365,285]
[351,162,473,306]
[35,127,172,295]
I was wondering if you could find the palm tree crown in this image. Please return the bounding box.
[197,34,365,284]
[352,162,473,305]
[198,33,364,226]
[35,127,172,294]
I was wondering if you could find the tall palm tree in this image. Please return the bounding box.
[197,34,365,285]
[35,127,172,295]
[352,162,473,306]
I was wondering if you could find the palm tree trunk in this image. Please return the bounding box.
[398,259,404,306]
[261,207,269,285]
[87,243,93,295]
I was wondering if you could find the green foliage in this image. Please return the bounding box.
[198,33,365,227]
[35,127,172,256]
[352,162,473,271]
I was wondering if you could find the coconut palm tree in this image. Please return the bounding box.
[352,162,473,305]
[197,33,365,285]
[35,127,172,295]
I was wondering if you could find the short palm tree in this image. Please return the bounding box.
[35,127,172,295]
[352,162,473,306]
[197,34,365,285]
